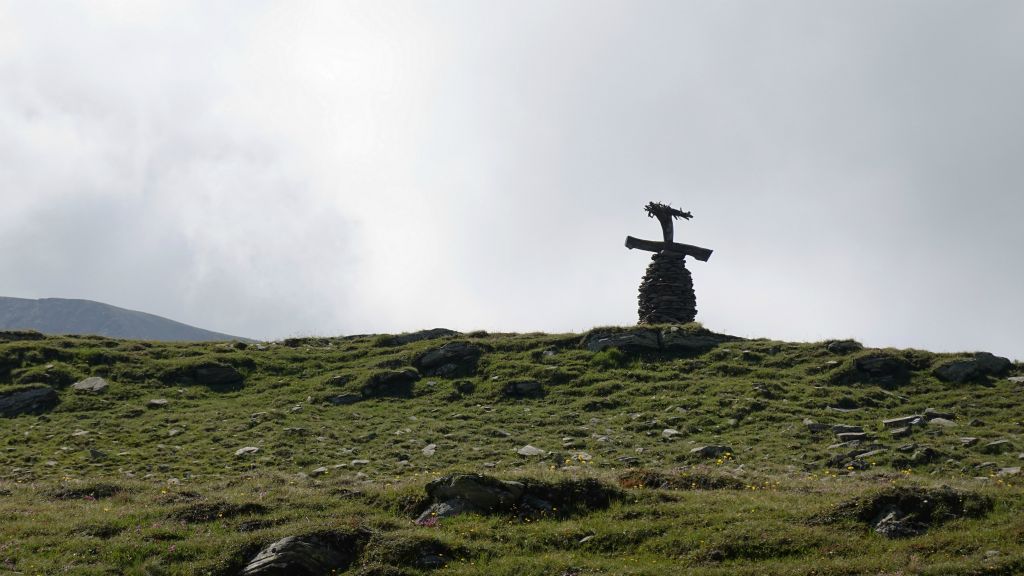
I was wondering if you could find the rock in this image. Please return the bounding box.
[1008,376,1024,384]
[502,381,543,398]
[147,399,169,408]
[240,533,363,576]
[193,362,244,387]
[88,448,108,460]
[928,418,956,428]
[981,440,1014,454]
[836,432,869,442]
[960,437,979,447]
[416,498,476,523]
[361,369,420,398]
[997,467,1020,477]
[326,393,361,405]
[425,474,525,512]
[382,328,460,346]
[413,342,484,377]
[933,353,1011,383]
[856,449,887,460]
[168,428,183,437]
[350,459,370,466]
[891,427,912,439]
[854,354,911,385]
[637,252,697,324]
[804,418,828,433]
[0,386,58,417]
[832,425,864,435]
[309,467,328,478]
[422,444,437,457]
[662,428,681,440]
[659,327,734,354]
[689,445,732,459]
[71,377,108,393]
[826,340,863,354]
[517,445,546,457]
[874,510,927,539]
[924,408,955,420]
[581,328,660,353]
[235,446,259,456]
[882,415,922,429]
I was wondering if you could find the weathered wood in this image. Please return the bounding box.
[625,236,713,262]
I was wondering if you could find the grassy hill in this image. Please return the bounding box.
[0,325,1022,575]
[0,297,248,342]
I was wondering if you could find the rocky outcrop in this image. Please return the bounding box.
[361,369,420,398]
[581,326,735,355]
[0,386,58,417]
[933,352,1012,383]
[413,342,483,377]
[240,531,369,576]
[380,328,460,347]
[71,377,109,393]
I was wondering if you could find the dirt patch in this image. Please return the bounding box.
[812,486,992,538]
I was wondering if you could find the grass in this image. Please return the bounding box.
[0,326,1022,574]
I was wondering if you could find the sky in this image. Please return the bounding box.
[1,1,1022,358]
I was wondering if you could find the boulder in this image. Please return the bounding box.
[361,369,420,398]
[581,329,660,353]
[659,327,733,354]
[502,381,544,398]
[826,340,864,354]
[853,354,911,386]
[517,445,546,457]
[0,386,58,417]
[326,393,361,405]
[382,328,460,346]
[194,362,244,387]
[240,533,365,576]
[689,445,733,459]
[71,377,108,393]
[981,440,1014,454]
[933,353,1011,384]
[413,342,483,377]
[425,474,525,512]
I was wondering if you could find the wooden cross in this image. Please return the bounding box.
[624,202,713,261]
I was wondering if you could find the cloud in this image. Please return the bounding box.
[1,1,1022,358]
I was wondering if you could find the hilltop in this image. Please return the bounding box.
[0,325,1022,575]
[0,297,248,342]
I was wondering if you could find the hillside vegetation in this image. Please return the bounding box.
[1,325,1022,575]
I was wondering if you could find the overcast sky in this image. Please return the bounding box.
[1,1,1022,358]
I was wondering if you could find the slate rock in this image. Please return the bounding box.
[890,427,912,439]
[413,342,484,377]
[0,386,58,417]
[503,381,543,398]
[826,340,864,354]
[361,369,420,398]
[71,377,108,393]
[854,354,911,385]
[327,393,361,405]
[923,408,955,420]
[383,328,460,346]
[662,428,681,439]
[425,474,525,512]
[832,424,864,435]
[933,353,1012,383]
[517,445,546,457]
[240,533,362,576]
[194,362,244,387]
[422,444,437,457]
[147,399,169,408]
[689,445,733,459]
[581,329,660,353]
[981,440,1014,454]
[236,446,260,456]
[883,415,922,429]
[928,418,956,428]
[836,432,869,442]
[960,437,979,447]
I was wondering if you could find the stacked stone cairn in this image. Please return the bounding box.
[637,251,696,324]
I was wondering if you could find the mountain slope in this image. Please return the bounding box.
[0,296,248,341]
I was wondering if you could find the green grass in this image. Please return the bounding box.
[1,326,1022,574]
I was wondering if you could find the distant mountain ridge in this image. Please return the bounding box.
[0,297,249,342]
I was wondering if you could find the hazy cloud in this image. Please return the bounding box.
[2,1,1022,357]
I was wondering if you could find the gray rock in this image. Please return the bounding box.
[425,474,525,512]
[826,340,863,354]
[660,328,734,354]
[361,369,420,398]
[0,386,58,417]
[928,418,956,428]
[240,534,360,575]
[804,418,828,433]
[193,362,243,387]
[350,459,370,466]
[960,437,979,447]
[517,445,546,457]
[689,445,733,459]
[503,381,543,398]
[662,428,681,439]
[923,407,955,420]
[147,399,169,408]
[981,440,1014,454]
[88,448,108,460]
[582,328,660,353]
[327,393,361,405]
[832,424,864,435]
[422,444,437,457]
[383,328,460,346]
[235,446,259,456]
[891,427,912,439]
[997,467,1020,477]
[933,353,1011,383]
[882,415,922,429]
[1008,376,1024,384]
[71,377,108,393]
[309,466,328,477]
[416,498,476,523]
[413,342,484,377]
[854,354,911,383]
[836,432,869,442]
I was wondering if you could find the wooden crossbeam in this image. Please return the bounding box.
[624,236,713,262]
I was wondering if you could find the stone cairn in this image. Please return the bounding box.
[638,252,696,323]
[624,202,713,325]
